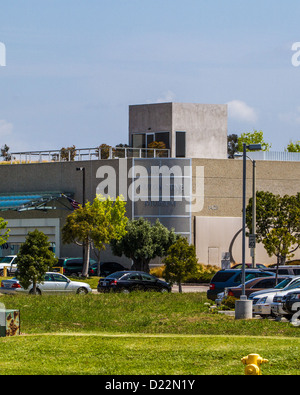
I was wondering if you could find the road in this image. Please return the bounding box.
[91,284,209,294]
[171,284,209,293]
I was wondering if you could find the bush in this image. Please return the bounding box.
[221,296,237,310]
[150,263,220,284]
[286,259,300,266]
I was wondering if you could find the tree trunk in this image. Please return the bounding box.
[178,281,182,293]
[131,259,150,273]
[82,240,90,278]
[97,257,101,277]
[32,281,37,295]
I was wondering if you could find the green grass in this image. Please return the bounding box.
[1,333,300,375]
[0,292,300,375]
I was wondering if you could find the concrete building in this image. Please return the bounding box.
[129,102,228,159]
[0,102,299,267]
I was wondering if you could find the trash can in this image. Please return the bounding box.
[0,309,20,337]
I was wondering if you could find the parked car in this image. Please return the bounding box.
[207,269,275,301]
[89,262,126,277]
[282,290,300,316]
[231,263,266,269]
[250,276,300,318]
[218,275,289,302]
[0,255,17,276]
[97,271,171,293]
[262,265,300,276]
[248,276,296,304]
[56,257,97,276]
[0,272,92,295]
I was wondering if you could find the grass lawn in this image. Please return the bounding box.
[0,292,299,375]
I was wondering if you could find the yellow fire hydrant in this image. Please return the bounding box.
[241,354,268,375]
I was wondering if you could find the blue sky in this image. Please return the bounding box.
[0,0,299,152]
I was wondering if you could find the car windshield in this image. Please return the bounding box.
[0,257,13,263]
[285,280,300,290]
[105,271,127,279]
[274,278,293,289]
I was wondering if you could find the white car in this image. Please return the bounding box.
[0,255,17,276]
[251,277,300,317]
[0,272,92,295]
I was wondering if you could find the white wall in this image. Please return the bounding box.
[195,216,300,267]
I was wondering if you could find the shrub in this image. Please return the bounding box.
[150,263,220,284]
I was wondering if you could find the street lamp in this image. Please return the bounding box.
[235,143,262,320]
[76,167,86,264]
[76,167,85,207]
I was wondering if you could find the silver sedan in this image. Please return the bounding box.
[0,272,92,295]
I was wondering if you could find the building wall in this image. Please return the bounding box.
[171,103,227,159]
[0,156,298,267]
[191,158,300,265]
[129,102,227,159]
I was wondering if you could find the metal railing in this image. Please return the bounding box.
[8,147,170,164]
[235,151,300,162]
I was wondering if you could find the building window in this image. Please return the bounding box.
[155,132,170,149]
[176,131,186,157]
[146,133,154,147]
[132,134,146,148]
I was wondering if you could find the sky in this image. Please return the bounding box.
[0,0,300,153]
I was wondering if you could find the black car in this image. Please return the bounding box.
[97,271,171,293]
[89,262,126,277]
[282,290,300,315]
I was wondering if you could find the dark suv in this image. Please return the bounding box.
[207,269,275,301]
[89,262,126,277]
[57,258,97,276]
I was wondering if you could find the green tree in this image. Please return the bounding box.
[111,218,178,273]
[238,130,271,152]
[227,134,239,158]
[62,195,128,277]
[16,229,57,294]
[1,144,13,161]
[0,217,10,245]
[286,140,300,152]
[246,191,300,267]
[163,237,198,293]
[60,145,76,161]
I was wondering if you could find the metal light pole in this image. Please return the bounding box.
[251,160,256,268]
[76,167,86,267]
[235,143,261,320]
[76,167,86,207]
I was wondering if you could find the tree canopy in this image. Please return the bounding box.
[110,218,178,273]
[16,229,57,294]
[0,217,9,246]
[286,140,300,152]
[237,130,271,152]
[62,195,128,277]
[163,237,198,293]
[246,191,300,265]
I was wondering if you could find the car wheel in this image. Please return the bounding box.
[121,288,130,294]
[160,288,169,293]
[29,288,41,295]
[76,287,88,295]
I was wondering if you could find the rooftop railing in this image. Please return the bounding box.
[235,151,300,162]
[8,146,171,164]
